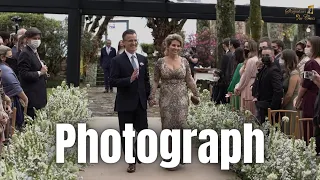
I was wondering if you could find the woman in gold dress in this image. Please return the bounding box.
[149,34,200,169]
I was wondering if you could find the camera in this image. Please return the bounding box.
[303,71,314,80]
[11,16,22,23]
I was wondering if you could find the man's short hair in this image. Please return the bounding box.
[222,38,230,47]
[259,37,271,47]
[122,29,136,40]
[230,38,240,49]
[271,39,285,50]
[25,27,41,38]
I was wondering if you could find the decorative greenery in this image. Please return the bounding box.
[146,18,187,58]
[249,0,262,42]
[0,82,92,179]
[188,90,320,180]
[196,20,210,33]
[140,43,155,56]
[216,0,235,68]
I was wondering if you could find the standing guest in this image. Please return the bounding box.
[117,40,125,55]
[0,45,28,129]
[17,27,47,119]
[100,39,117,93]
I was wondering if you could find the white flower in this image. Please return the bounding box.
[282,116,289,122]
[267,173,278,180]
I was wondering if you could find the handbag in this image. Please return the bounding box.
[190,95,200,105]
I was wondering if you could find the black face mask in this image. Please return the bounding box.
[296,50,304,58]
[6,57,14,63]
[261,56,272,66]
[274,49,279,55]
[244,49,250,58]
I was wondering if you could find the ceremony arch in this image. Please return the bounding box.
[1,0,319,86]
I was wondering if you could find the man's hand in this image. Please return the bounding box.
[130,69,139,82]
[40,65,48,75]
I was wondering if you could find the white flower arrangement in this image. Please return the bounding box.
[0,81,92,179]
[187,89,320,179]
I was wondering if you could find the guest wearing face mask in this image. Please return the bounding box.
[296,40,310,76]
[295,36,320,143]
[255,47,283,123]
[272,39,285,72]
[17,27,47,119]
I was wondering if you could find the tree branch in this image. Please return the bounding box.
[89,16,102,33]
[95,16,114,41]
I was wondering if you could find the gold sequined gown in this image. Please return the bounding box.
[150,57,200,130]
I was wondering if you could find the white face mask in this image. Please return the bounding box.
[304,48,312,57]
[29,40,41,49]
[213,77,220,82]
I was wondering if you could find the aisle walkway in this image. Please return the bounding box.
[79,117,238,180]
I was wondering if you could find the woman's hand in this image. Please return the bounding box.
[148,99,157,107]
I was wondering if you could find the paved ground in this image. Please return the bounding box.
[88,87,160,117]
[79,117,238,180]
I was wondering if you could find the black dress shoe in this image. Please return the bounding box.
[127,164,136,173]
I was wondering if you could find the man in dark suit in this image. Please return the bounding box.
[110,29,151,173]
[271,39,285,72]
[17,27,47,119]
[219,38,232,104]
[255,47,283,124]
[100,39,117,93]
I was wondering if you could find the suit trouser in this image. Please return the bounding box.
[27,107,36,120]
[103,68,112,90]
[118,100,148,164]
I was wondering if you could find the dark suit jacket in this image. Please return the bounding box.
[17,46,47,109]
[110,52,151,112]
[100,46,117,69]
[274,53,281,70]
[220,51,233,84]
[256,63,283,110]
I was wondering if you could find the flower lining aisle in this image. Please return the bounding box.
[0,81,92,180]
[187,90,320,180]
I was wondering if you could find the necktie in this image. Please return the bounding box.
[131,55,137,69]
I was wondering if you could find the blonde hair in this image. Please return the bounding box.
[164,33,184,50]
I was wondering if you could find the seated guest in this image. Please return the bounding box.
[0,46,28,129]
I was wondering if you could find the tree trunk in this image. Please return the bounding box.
[216,0,235,68]
[245,19,251,35]
[85,62,98,86]
[249,0,262,42]
[297,24,309,41]
[262,21,268,37]
[268,23,282,40]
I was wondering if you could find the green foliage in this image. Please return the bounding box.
[140,43,155,55]
[196,20,210,33]
[0,13,67,76]
[249,0,262,42]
